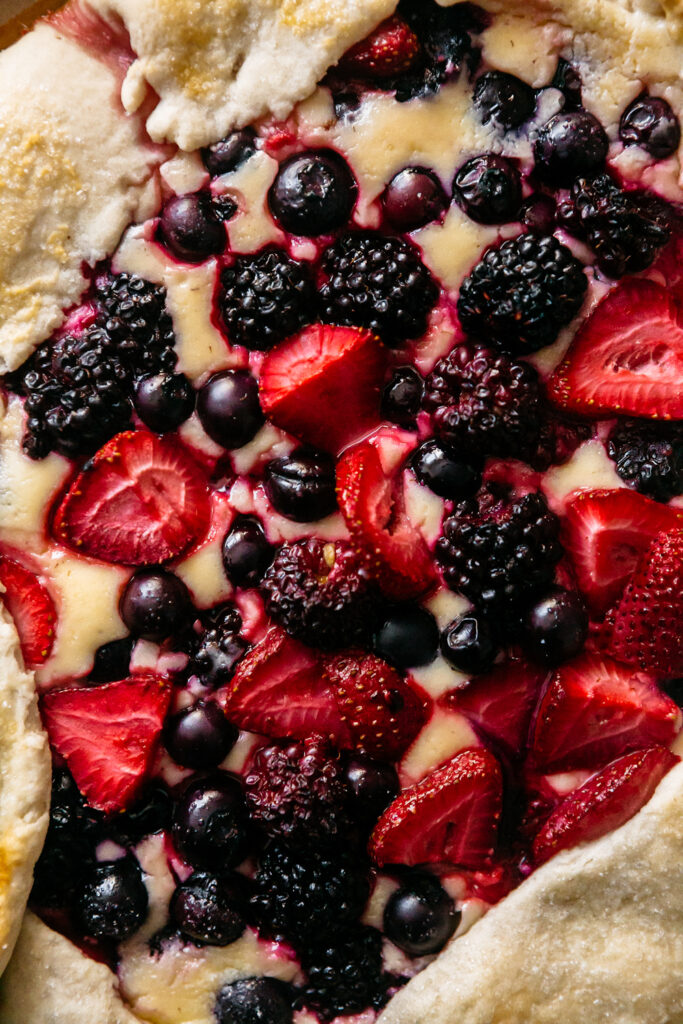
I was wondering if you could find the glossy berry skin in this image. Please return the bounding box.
[158,192,226,262]
[381,366,424,429]
[197,370,264,450]
[453,155,522,225]
[172,772,248,870]
[120,568,192,642]
[203,129,256,176]
[75,859,148,941]
[411,439,481,500]
[222,516,274,587]
[134,373,195,433]
[268,150,357,236]
[619,94,681,160]
[88,637,134,684]
[170,871,247,946]
[164,702,238,770]
[473,71,536,131]
[383,872,460,956]
[440,613,497,675]
[520,194,556,234]
[215,977,292,1024]
[264,449,337,522]
[345,755,399,827]
[382,167,448,231]
[373,605,439,669]
[521,587,588,666]
[533,111,609,185]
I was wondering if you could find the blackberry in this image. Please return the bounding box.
[457,234,587,354]
[252,842,370,946]
[298,925,390,1020]
[557,174,671,278]
[260,539,380,650]
[390,0,481,102]
[424,342,543,459]
[436,486,563,611]
[93,273,177,375]
[319,234,439,345]
[191,603,249,688]
[219,248,314,350]
[607,420,683,502]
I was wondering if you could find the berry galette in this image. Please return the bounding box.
[0,0,682,1021]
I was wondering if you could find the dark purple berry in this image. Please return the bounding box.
[607,419,683,503]
[269,150,357,235]
[134,372,195,433]
[551,58,582,110]
[373,604,438,669]
[120,568,192,642]
[203,129,257,176]
[520,194,556,234]
[192,605,249,688]
[88,637,134,684]
[620,94,681,160]
[381,366,424,429]
[264,449,337,522]
[215,977,292,1024]
[164,701,238,770]
[344,756,399,826]
[75,858,148,941]
[197,370,263,450]
[105,784,173,847]
[383,871,460,956]
[170,871,247,946]
[521,587,588,665]
[158,192,226,262]
[172,772,248,870]
[212,193,239,223]
[411,439,482,500]
[453,155,522,224]
[382,167,448,231]
[473,71,536,130]
[222,516,274,587]
[300,925,389,1019]
[533,110,609,185]
[663,679,683,709]
[440,613,497,674]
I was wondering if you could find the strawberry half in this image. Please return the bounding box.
[533,746,678,864]
[324,651,430,762]
[260,324,387,454]
[340,15,422,79]
[531,653,680,773]
[548,279,683,419]
[606,529,683,676]
[369,748,503,869]
[0,557,56,667]
[53,431,210,565]
[336,437,435,599]
[562,488,683,614]
[42,676,171,813]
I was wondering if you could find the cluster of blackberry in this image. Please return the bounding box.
[190,603,250,688]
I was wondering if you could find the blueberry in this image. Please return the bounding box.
[215,977,292,1024]
[158,192,226,262]
[268,150,357,236]
[551,58,582,111]
[170,871,247,946]
[453,154,522,225]
[134,372,195,433]
[197,370,264,450]
[120,568,192,642]
[203,129,257,176]
[533,110,609,185]
[373,605,438,669]
[164,702,238,770]
[222,516,274,587]
[75,858,148,941]
[264,449,337,522]
[88,637,134,684]
[381,366,424,429]
[520,194,556,234]
[619,94,681,161]
[382,167,448,231]
[345,756,399,826]
[473,71,536,130]
[212,194,239,223]
[106,784,173,847]
[383,872,460,956]
[440,613,497,675]
[411,439,481,500]
[172,772,248,870]
[521,586,588,666]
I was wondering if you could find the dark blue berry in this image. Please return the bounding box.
[106,784,173,846]
[521,586,588,665]
[344,756,399,826]
[373,605,438,668]
[197,370,263,450]
[222,516,274,587]
[440,613,497,674]
[453,155,522,224]
[215,977,292,1024]
[473,71,536,130]
[268,150,357,235]
[172,772,248,870]
[76,858,148,941]
[264,449,337,522]
[383,871,460,956]
[170,871,247,946]
[158,192,226,262]
[619,94,681,160]
[120,568,192,642]
[134,372,195,433]
[520,194,556,234]
[164,701,238,770]
[534,110,609,185]
[381,366,424,429]
[88,637,134,684]
[203,129,257,176]
[552,59,582,111]
[411,439,481,500]
[382,167,448,231]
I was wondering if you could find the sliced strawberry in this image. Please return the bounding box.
[336,437,435,599]
[42,676,171,813]
[562,488,683,613]
[531,653,680,773]
[323,651,430,762]
[260,324,387,454]
[548,279,683,419]
[533,746,678,864]
[219,627,351,745]
[443,659,546,757]
[369,748,503,869]
[606,529,683,676]
[53,431,210,566]
[0,557,56,667]
[340,16,422,79]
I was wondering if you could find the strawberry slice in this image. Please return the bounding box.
[340,15,422,79]
[260,324,387,454]
[219,627,351,746]
[533,746,678,864]
[548,279,683,419]
[336,437,435,599]
[369,748,503,868]
[323,651,430,762]
[606,529,683,676]
[531,653,680,773]
[53,431,210,566]
[0,557,56,667]
[562,488,683,613]
[42,676,171,813]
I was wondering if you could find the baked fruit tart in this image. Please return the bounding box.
[0,0,681,1021]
